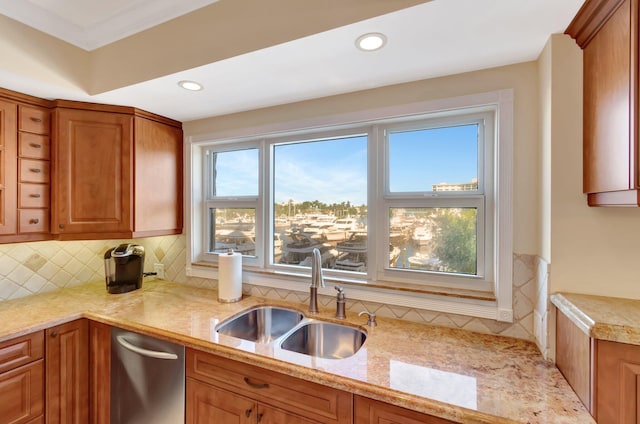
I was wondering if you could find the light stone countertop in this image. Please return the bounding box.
[0,280,594,424]
[551,292,640,345]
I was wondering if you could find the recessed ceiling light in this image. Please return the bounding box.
[178,80,203,91]
[355,33,387,51]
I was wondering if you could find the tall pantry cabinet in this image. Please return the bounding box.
[52,101,183,240]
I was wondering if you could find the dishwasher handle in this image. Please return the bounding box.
[116,335,179,360]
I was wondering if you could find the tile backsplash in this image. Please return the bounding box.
[0,235,546,354]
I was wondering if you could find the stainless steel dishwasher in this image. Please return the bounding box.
[111,327,185,424]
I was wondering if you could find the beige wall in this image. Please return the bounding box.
[545,35,640,299]
[0,15,89,92]
[185,61,541,256]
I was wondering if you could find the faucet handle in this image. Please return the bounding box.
[358,310,377,327]
[335,286,345,298]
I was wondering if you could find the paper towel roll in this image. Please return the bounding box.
[218,251,242,302]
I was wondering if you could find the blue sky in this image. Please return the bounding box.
[214,124,478,205]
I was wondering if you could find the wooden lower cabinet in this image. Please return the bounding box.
[88,321,110,424]
[186,348,352,424]
[45,319,89,424]
[0,331,44,424]
[0,361,44,424]
[187,378,320,424]
[596,339,640,424]
[556,308,640,423]
[355,396,455,424]
[556,309,594,412]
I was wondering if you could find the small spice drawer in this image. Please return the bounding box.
[19,209,49,233]
[19,184,49,208]
[19,159,50,184]
[19,133,50,160]
[19,104,50,135]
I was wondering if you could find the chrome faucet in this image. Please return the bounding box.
[309,248,325,313]
[335,286,346,319]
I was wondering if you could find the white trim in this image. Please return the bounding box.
[187,264,503,320]
[495,89,514,322]
[187,89,514,322]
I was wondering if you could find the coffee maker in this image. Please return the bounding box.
[104,244,145,294]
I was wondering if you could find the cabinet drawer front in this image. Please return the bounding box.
[19,209,49,233]
[0,332,44,374]
[19,159,50,184]
[19,105,50,135]
[19,184,49,208]
[19,133,50,160]
[187,349,352,424]
[0,360,44,424]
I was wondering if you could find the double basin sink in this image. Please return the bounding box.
[216,306,366,359]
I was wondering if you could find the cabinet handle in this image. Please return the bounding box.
[59,224,65,229]
[29,142,42,148]
[245,409,252,418]
[257,413,264,422]
[29,193,41,198]
[243,377,269,389]
[30,117,43,123]
[29,168,42,173]
[50,331,57,338]
[29,218,39,224]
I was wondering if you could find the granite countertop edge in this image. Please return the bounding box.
[551,292,640,346]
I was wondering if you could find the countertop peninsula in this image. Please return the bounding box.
[0,280,593,424]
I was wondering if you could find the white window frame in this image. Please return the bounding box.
[201,141,263,267]
[186,90,513,322]
[374,112,494,293]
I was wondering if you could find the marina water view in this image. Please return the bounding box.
[213,205,478,276]
[211,124,480,277]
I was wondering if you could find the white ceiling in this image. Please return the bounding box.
[0,0,585,122]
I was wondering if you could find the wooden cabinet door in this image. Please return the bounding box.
[53,108,133,237]
[186,378,255,424]
[0,98,17,235]
[596,339,640,424]
[89,321,110,424]
[258,404,319,424]
[45,319,89,424]
[355,396,455,424]
[133,116,183,237]
[0,360,44,424]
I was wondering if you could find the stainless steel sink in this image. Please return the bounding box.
[216,306,304,343]
[280,322,366,359]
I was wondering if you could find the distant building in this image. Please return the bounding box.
[432,178,478,192]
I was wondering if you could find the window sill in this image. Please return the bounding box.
[187,262,512,322]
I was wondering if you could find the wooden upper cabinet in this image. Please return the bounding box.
[566,0,640,206]
[0,98,17,235]
[53,107,133,238]
[0,87,53,243]
[52,101,183,240]
[133,115,183,237]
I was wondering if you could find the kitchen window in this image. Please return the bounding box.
[188,90,513,321]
